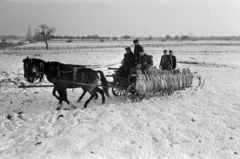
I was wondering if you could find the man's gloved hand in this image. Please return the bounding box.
[136,64,142,69]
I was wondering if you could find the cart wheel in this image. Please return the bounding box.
[126,84,140,103]
[127,93,139,103]
[127,92,145,103]
[112,87,126,96]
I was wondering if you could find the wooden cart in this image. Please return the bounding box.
[107,67,143,102]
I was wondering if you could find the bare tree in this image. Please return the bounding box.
[165,35,171,40]
[38,24,56,50]
[174,35,179,40]
[121,35,131,39]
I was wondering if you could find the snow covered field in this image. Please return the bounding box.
[0,41,240,159]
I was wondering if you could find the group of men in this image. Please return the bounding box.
[116,39,177,78]
[159,50,177,70]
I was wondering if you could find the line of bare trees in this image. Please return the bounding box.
[26,24,55,50]
[24,24,240,50]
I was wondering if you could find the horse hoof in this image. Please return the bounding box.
[71,105,77,109]
[56,107,61,110]
[69,103,76,109]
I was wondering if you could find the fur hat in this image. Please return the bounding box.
[139,47,144,52]
[133,39,139,43]
[125,47,131,51]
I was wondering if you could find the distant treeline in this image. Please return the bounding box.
[2,34,240,42]
[51,34,240,41]
[0,35,25,40]
[51,34,131,41]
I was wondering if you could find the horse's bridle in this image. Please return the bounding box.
[24,58,45,83]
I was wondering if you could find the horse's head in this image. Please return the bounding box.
[22,56,44,83]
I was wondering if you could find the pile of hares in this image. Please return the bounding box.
[136,68,193,95]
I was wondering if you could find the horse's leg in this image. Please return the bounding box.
[77,88,87,103]
[56,88,63,110]
[92,91,100,100]
[52,87,60,100]
[83,89,97,109]
[96,87,105,104]
[94,88,99,100]
[77,87,98,102]
[62,87,76,109]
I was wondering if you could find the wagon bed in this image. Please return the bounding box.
[106,67,144,102]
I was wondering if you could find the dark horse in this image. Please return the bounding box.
[23,57,110,109]
[23,57,99,102]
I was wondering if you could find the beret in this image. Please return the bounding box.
[133,39,139,43]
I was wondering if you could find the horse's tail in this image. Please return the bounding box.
[97,70,110,98]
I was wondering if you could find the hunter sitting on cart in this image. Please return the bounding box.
[116,47,135,78]
[128,47,153,82]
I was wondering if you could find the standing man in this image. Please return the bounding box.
[133,39,143,65]
[169,50,177,69]
[159,50,171,70]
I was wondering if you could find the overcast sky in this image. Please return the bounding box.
[0,0,240,37]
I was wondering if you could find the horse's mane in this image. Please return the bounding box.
[48,61,61,64]
[23,57,87,69]
[31,58,46,63]
[47,61,86,69]
[23,57,46,63]
[34,58,45,61]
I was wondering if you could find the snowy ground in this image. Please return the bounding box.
[0,41,240,159]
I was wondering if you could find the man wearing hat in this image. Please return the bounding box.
[128,47,153,84]
[116,47,135,78]
[136,47,153,72]
[133,39,143,65]
[159,50,171,70]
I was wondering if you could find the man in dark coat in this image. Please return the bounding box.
[128,47,153,83]
[116,47,135,78]
[133,39,143,65]
[169,50,177,69]
[136,47,153,72]
[159,50,171,70]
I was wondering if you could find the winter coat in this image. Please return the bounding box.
[116,51,135,78]
[134,44,143,64]
[160,55,171,70]
[123,51,135,66]
[137,54,153,71]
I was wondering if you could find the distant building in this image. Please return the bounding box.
[1,38,7,45]
[23,41,29,44]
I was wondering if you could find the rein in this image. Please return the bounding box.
[37,62,87,89]
[24,58,114,89]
